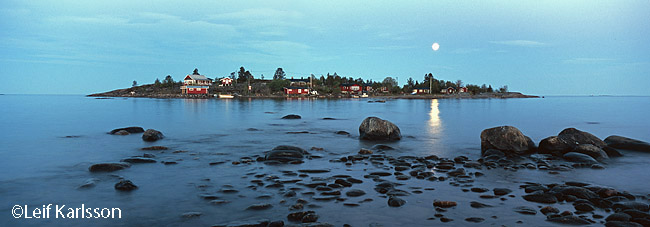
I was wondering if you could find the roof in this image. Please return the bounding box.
[220,77,233,81]
[340,83,361,86]
[288,78,310,82]
[284,87,310,89]
[185,74,211,81]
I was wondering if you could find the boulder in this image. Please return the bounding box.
[563,152,599,164]
[605,135,650,152]
[114,130,130,135]
[120,157,157,163]
[558,128,607,148]
[573,144,609,161]
[539,136,572,155]
[89,162,131,172]
[282,114,301,119]
[264,145,308,163]
[359,117,401,141]
[387,197,406,207]
[142,129,163,142]
[110,126,144,134]
[480,126,532,155]
[523,191,558,204]
[115,180,138,191]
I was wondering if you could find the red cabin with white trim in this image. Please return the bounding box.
[283,87,310,95]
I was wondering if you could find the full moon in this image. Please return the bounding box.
[431,42,440,51]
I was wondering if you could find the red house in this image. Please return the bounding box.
[340,83,361,94]
[458,87,468,93]
[220,78,233,86]
[441,87,456,94]
[283,87,310,95]
[181,74,212,94]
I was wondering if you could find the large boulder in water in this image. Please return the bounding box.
[480,126,534,155]
[563,152,598,165]
[110,126,144,134]
[605,135,650,152]
[358,117,401,141]
[265,145,309,163]
[539,136,573,156]
[558,128,607,148]
[573,144,609,161]
[142,129,163,142]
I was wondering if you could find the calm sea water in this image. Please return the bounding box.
[1,95,649,226]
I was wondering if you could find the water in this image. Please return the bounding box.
[1,95,649,226]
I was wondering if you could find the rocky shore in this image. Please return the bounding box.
[80,116,650,226]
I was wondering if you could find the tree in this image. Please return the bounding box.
[193,68,200,75]
[164,75,174,86]
[406,77,415,89]
[154,78,161,87]
[455,80,463,88]
[132,80,137,87]
[273,68,286,80]
[498,85,508,93]
[268,79,291,92]
[382,77,398,88]
[230,72,236,80]
[261,74,264,80]
[237,67,247,83]
[488,85,493,93]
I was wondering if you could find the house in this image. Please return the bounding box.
[380,87,390,93]
[340,83,362,94]
[283,87,310,95]
[364,83,373,92]
[288,77,310,87]
[181,74,212,94]
[220,78,233,86]
[412,87,430,94]
[441,87,456,94]
[458,87,468,93]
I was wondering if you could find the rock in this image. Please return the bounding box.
[470,201,492,208]
[335,131,350,135]
[265,145,308,163]
[89,162,131,172]
[346,189,366,197]
[372,144,396,150]
[110,126,144,134]
[212,219,271,227]
[114,180,138,191]
[358,117,402,141]
[605,135,650,152]
[558,128,607,148]
[114,130,129,135]
[387,197,406,207]
[78,178,100,189]
[540,206,560,215]
[514,206,537,215]
[142,129,163,142]
[433,200,457,208]
[298,169,330,173]
[465,217,484,223]
[359,149,373,155]
[493,188,512,196]
[574,144,609,161]
[523,191,558,204]
[603,146,624,157]
[605,221,643,227]
[246,203,272,210]
[282,114,301,119]
[607,213,632,222]
[301,213,319,223]
[539,136,573,155]
[141,146,168,150]
[552,186,599,200]
[574,202,595,211]
[547,215,592,225]
[471,187,489,193]
[480,126,533,155]
[612,202,650,212]
[181,212,202,218]
[121,157,157,163]
[288,211,316,222]
[563,152,599,164]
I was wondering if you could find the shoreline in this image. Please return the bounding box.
[87,92,539,100]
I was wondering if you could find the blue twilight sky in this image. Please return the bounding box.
[1,0,649,95]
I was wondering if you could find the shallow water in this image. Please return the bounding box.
[1,95,649,226]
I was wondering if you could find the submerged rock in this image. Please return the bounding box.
[387,197,406,207]
[282,114,301,119]
[89,162,131,172]
[480,126,534,155]
[115,180,138,191]
[523,191,558,204]
[264,145,309,163]
[563,152,599,164]
[120,157,157,163]
[142,129,163,142]
[605,135,650,152]
[110,126,144,134]
[573,144,609,161]
[358,117,402,141]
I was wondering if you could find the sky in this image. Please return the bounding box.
[1,0,649,95]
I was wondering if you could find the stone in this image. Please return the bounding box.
[539,136,573,155]
[141,146,168,150]
[523,191,558,204]
[246,203,272,210]
[110,127,144,134]
[606,213,633,222]
[433,200,457,208]
[563,152,599,164]
[346,189,366,197]
[540,206,560,215]
[470,201,492,208]
[142,129,163,142]
[114,130,129,135]
[573,144,609,161]
[88,162,131,172]
[388,197,406,207]
[359,148,373,155]
[605,135,650,152]
[493,188,512,196]
[265,145,309,163]
[465,217,484,223]
[480,126,533,155]
[282,114,301,119]
[558,128,607,148]
[288,211,316,222]
[78,178,100,189]
[358,117,402,141]
[120,157,157,163]
[513,206,537,215]
[335,131,350,135]
[181,212,202,218]
[114,180,137,191]
[547,215,592,225]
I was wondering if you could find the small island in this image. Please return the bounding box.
[88,68,538,99]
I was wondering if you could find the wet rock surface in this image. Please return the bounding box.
[142,129,164,142]
[88,162,131,172]
[605,135,650,152]
[358,117,401,141]
[110,126,144,134]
